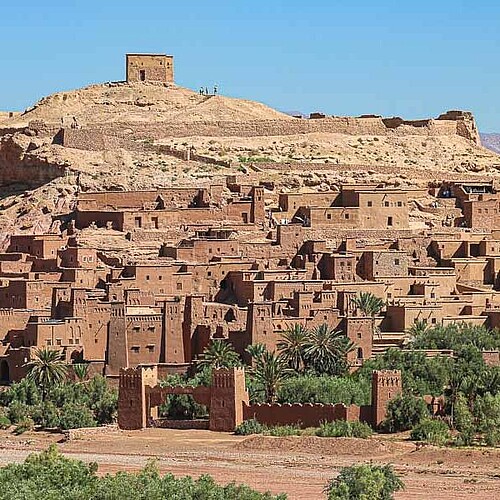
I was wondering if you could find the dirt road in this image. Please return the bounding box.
[1,428,499,499]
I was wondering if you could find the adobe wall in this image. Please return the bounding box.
[64,112,478,143]
[243,402,347,428]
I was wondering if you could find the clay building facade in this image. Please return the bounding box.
[126,54,174,83]
[2,178,500,386]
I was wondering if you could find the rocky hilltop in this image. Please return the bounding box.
[0,81,499,242]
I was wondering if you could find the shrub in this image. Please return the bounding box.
[0,415,11,430]
[326,464,404,500]
[453,394,474,432]
[160,394,207,420]
[7,401,30,424]
[234,418,267,435]
[0,446,286,499]
[383,395,428,432]
[85,375,118,424]
[32,401,60,429]
[266,425,301,437]
[59,403,97,430]
[410,419,450,446]
[14,417,34,435]
[0,378,41,406]
[455,428,475,447]
[484,428,500,447]
[278,375,371,406]
[316,420,373,439]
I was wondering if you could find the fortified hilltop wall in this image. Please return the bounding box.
[55,110,481,152]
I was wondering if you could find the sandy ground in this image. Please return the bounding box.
[0,428,500,499]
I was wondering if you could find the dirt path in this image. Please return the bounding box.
[1,429,500,499]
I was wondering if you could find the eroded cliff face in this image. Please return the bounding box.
[0,132,69,187]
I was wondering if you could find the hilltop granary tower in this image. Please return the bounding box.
[126,54,174,83]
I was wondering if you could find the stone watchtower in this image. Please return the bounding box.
[118,365,158,430]
[126,54,174,83]
[371,370,402,427]
[209,368,248,432]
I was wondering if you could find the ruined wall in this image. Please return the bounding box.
[80,112,479,142]
[0,134,68,186]
[56,110,481,146]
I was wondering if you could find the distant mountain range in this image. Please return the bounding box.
[480,133,500,153]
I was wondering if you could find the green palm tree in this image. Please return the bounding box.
[352,292,385,317]
[405,320,430,346]
[196,339,241,372]
[303,324,355,376]
[277,324,308,372]
[72,363,90,383]
[251,350,291,403]
[24,348,68,400]
[245,343,267,363]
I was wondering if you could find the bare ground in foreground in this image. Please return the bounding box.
[0,428,499,499]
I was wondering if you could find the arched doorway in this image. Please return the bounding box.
[0,360,10,384]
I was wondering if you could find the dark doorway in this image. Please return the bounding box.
[139,70,146,81]
[0,360,9,384]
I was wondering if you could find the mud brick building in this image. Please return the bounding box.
[286,184,409,229]
[1,178,500,385]
[126,54,174,83]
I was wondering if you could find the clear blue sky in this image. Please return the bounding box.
[1,0,499,131]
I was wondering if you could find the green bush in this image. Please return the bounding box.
[32,401,60,429]
[0,378,41,407]
[411,323,500,352]
[0,415,11,430]
[278,375,371,406]
[455,428,475,447]
[0,446,286,499]
[7,401,30,424]
[355,349,450,396]
[484,428,500,447]
[453,394,474,433]
[160,394,207,420]
[0,375,118,431]
[235,418,267,435]
[58,403,97,430]
[383,395,428,432]
[266,425,301,437]
[14,417,34,435]
[316,420,373,439]
[326,464,404,500]
[410,419,450,446]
